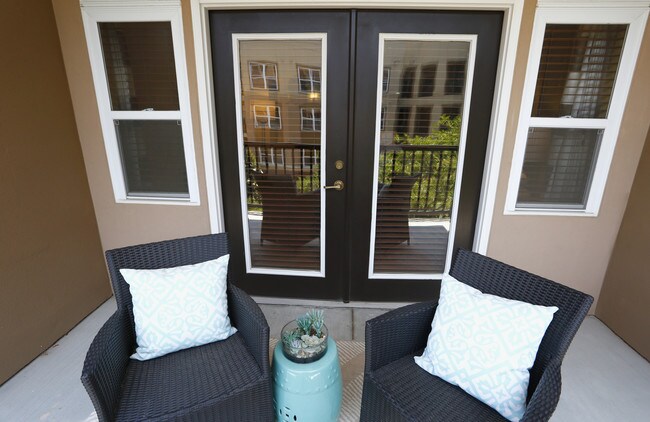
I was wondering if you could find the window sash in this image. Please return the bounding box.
[505,6,648,216]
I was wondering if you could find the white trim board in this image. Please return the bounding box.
[191,0,525,255]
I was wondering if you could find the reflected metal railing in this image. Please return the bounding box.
[244,142,458,217]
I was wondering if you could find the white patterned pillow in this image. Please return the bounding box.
[120,255,237,361]
[414,274,557,421]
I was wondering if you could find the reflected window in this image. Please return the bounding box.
[301,107,321,132]
[395,106,411,135]
[418,64,437,97]
[440,105,461,131]
[414,106,432,136]
[253,105,282,129]
[400,66,416,98]
[383,67,390,93]
[249,62,278,90]
[257,146,284,166]
[445,61,466,95]
[297,66,321,93]
[380,106,387,131]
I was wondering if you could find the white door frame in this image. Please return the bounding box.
[190,0,525,255]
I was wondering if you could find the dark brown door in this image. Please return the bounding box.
[210,10,502,301]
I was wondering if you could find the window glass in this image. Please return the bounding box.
[517,128,603,208]
[99,22,179,111]
[532,24,627,119]
[115,120,188,196]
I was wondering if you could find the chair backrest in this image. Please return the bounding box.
[105,233,230,332]
[449,249,593,399]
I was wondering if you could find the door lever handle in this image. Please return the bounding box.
[323,180,344,191]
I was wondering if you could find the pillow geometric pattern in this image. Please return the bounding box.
[415,275,558,421]
[120,254,236,361]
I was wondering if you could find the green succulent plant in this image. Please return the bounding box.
[296,315,312,336]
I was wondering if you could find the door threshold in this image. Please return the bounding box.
[252,295,414,310]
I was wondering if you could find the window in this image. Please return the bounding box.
[440,105,461,130]
[399,66,417,98]
[297,66,321,93]
[249,62,279,90]
[253,105,282,129]
[380,106,387,131]
[418,64,437,97]
[395,106,411,135]
[81,3,198,204]
[445,61,466,95]
[506,5,647,215]
[414,106,432,136]
[300,107,321,132]
[383,67,390,93]
[257,146,284,166]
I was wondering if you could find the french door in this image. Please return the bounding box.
[210,10,502,301]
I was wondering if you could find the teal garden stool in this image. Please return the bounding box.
[272,337,342,422]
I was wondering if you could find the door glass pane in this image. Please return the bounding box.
[237,38,323,273]
[532,24,627,119]
[99,22,180,111]
[517,128,603,209]
[372,38,470,276]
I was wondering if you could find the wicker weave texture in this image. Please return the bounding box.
[81,233,274,422]
[361,249,593,422]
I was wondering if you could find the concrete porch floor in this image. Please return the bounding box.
[1,297,649,421]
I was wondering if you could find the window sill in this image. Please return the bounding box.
[503,208,598,217]
[115,196,201,206]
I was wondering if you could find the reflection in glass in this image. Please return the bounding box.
[99,22,179,111]
[115,120,188,197]
[238,39,322,272]
[532,24,627,119]
[517,128,603,209]
[373,40,470,276]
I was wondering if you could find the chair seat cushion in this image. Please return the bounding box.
[372,353,507,422]
[115,333,263,421]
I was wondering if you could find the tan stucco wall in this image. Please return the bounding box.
[487,1,650,312]
[51,0,211,252]
[51,0,649,310]
[596,127,650,360]
[0,1,111,384]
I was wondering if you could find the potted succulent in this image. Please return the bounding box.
[281,309,328,363]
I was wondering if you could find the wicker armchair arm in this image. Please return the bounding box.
[521,356,562,422]
[227,283,270,375]
[80,309,134,422]
[365,301,438,374]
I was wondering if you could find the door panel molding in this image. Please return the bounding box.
[192,0,524,259]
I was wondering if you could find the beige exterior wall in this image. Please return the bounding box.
[0,1,110,384]
[52,0,649,310]
[596,127,650,360]
[486,1,650,312]
[51,0,211,251]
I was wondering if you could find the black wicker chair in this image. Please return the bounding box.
[360,249,593,422]
[81,234,274,422]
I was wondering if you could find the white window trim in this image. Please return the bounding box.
[253,105,282,129]
[81,1,199,205]
[300,107,321,132]
[297,66,321,93]
[249,62,279,91]
[505,4,649,217]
